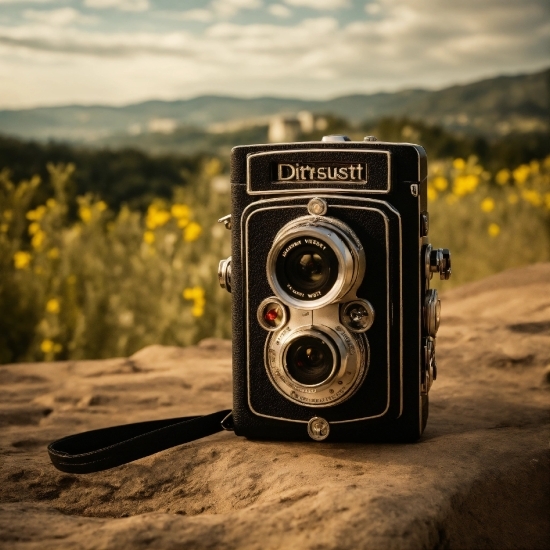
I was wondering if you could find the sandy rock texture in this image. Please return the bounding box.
[1,264,549,550]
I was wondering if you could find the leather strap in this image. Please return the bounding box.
[48,409,232,474]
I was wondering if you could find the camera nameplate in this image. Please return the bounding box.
[246,149,391,195]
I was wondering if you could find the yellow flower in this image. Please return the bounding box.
[453,175,479,197]
[495,169,510,186]
[46,298,60,314]
[79,206,92,223]
[183,286,205,317]
[512,164,530,186]
[427,187,437,202]
[508,193,519,205]
[47,247,60,259]
[453,158,465,170]
[31,229,45,249]
[26,205,46,221]
[143,231,155,244]
[184,221,202,242]
[28,222,40,235]
[3,210,13,221]
[46,198,56,208]
[0,223,8,233]
[488,223,500,237]
[96,201,108,212]
[521,189,542,207]
[480,197,495,213]
[40,339,54,353]
[177,218,189,228]
[433,176,448,191]
[146,204,171,229]
[171,204,190,219]
[13,251,31,269]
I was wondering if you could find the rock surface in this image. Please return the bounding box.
[1,264,549,550]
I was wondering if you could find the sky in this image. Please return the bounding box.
[0,0,548,109]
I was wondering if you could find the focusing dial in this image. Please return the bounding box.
[425,245,452,281]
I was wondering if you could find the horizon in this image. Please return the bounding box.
[1,65,547,113]
[0,1,548,110]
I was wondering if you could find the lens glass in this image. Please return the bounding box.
[285,335,338,386]
[275,237,339,301]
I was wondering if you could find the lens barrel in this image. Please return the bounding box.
[267,216,365,309]
[265,325,368,408]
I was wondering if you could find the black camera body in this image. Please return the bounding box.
[220,136,451,443]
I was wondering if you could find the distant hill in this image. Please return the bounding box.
[0,68,548,146]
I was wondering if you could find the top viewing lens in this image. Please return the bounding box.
[275,238,339,301]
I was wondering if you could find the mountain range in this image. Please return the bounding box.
[0,67,548,148]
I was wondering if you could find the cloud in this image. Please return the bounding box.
[268,4,291,18]
[283,0,350,9]
[211,0,262,18]
[0,0,548,107]
[23,8,97,27]
[84,0,150,12]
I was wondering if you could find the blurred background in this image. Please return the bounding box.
[0,0,548,363]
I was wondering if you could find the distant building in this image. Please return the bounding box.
[148,118,177,134]
[268,116,302,143]
[268,111,327,142]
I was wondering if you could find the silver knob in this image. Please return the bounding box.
[218,214,232,230]
[321,135,350,142]
[218,256,231,292]
[363,136,378,141]
[425,245,452,281]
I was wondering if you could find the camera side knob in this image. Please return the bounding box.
[426,246,452,281]
[218,256,231,293]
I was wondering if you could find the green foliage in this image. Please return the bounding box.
[0,136,210,213]
[0,160,231,363]
[1,141,549,364]
[428,156,550,289]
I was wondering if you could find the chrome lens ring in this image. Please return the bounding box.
[265,324,368,408]
[266,216,365,309]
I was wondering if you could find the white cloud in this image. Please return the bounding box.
[0,0,548,107]
[211,0,262,18]
[23,8,97,27]
[283,0,350,10]
[364,2,381,15]
[269,4,291,18]
[84,0,150,12]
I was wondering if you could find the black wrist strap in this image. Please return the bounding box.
[47,409,233,474]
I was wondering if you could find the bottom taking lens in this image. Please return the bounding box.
[285,335,337,386]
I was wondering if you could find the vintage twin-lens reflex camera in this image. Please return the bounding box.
[218,135,451,442]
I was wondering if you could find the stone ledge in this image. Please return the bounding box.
[1,264,549,550]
